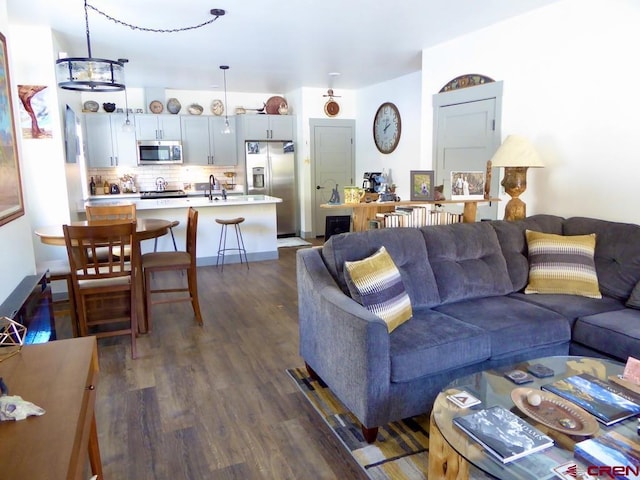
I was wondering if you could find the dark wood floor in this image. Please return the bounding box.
[55,241,367,480]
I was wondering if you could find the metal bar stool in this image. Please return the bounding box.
[215,217,249,271]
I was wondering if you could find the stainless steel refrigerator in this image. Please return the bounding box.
[245,141,297,237]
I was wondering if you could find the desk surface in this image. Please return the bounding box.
[0,337,100,479]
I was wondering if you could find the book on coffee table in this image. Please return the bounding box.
[541,373,640,426]
[574,431,640,479]
[453,405,553,463]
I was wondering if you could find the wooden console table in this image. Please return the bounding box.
[0,337,103,479]
[321,198,499,232]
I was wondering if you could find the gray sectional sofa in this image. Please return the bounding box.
[296,215,640,442]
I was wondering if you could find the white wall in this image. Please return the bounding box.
[421,0,640,222]
[356,71,422,201]
[0,6,36,301]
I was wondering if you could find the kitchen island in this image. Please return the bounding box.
[83,195,283,265]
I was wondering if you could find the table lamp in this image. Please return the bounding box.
[490,135,544,221]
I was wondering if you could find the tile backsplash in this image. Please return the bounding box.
[87,164,245,194]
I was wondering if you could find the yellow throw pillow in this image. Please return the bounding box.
[344,246,413,332]
[525,230,601,299]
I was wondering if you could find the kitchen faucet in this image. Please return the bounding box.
[208,174,215,200]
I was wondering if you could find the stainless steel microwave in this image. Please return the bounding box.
[137,140,183,165]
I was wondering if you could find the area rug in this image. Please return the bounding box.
[287,367,431,479]
[277,237,312,248]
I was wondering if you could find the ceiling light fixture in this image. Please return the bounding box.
[220,65,231,134]
[56,3,226,92]
[122,73,135,133]
[55,0,125,91]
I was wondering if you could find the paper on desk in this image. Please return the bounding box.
[0,395,45,421]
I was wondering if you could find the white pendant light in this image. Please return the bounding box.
[220,65,231,134]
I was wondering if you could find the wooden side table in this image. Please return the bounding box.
[0,337,102,479]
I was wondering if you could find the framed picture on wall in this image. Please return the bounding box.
[0,32,25,227]
[451,171,485,200]
[410,170,435,201]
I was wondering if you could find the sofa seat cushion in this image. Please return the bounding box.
[420,222,513,304]
[389,309,491,383]
[434,296,571,359]
[573,309,640,361]
[509,292,626,328]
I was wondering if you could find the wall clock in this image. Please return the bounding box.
[373,102,401,154]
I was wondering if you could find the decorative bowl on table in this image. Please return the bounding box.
[511,387,599,436]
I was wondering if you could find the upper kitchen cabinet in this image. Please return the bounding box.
[135,114,182,140]
[181,116,237,166]
[84,114,137,168]
[239,114,295,140]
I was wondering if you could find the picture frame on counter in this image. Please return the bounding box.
[410,170,435,201]
[0,32,25,227]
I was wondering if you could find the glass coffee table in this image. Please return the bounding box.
[428,356,638,480]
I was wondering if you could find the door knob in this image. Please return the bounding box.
[316,185,324,190]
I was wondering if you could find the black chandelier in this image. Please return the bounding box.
[56,1,226,92]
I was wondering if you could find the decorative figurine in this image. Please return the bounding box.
[329,184,340,204]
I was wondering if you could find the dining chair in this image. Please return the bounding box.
[85,203,136,221]
[142,207,203,331]
[86,203,136,260]
[63,221,138,359]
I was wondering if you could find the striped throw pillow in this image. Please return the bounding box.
[525,230,601,299]
[344,246,413,332]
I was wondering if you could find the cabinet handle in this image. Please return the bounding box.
[114,156,118,166]
[86,385,95,390]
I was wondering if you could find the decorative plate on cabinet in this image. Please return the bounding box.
[149,100,163,114]
[324,99,340,117]
[188,103,204,115]
[266,96,287,114]
[211,99,224,116]
[166,98,181,114]
[83,100,99,113]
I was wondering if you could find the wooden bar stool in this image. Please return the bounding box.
[215,217,249,271]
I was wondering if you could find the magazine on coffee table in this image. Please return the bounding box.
[541,373,640,426]
[453,405,553,463]
[574,431,640,479]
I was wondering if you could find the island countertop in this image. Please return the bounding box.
[84,194,282,211]
[80,195,283,265]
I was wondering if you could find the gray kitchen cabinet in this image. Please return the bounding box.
[135,114,181,140]
[181,116,237,165]
[241,114,294,140]
[83,114,137,168]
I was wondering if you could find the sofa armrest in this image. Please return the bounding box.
[296,248,391,428]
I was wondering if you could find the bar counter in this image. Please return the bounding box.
[84,195,283,265]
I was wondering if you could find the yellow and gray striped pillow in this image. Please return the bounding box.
[525,230,601,299]
[344,246,413,332]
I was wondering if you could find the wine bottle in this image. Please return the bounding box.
[89,176,96,195]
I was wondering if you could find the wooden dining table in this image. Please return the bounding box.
[34,218,176,334]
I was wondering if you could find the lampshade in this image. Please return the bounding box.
[490,135,544,168]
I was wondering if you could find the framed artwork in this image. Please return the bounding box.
[451,171,485,200]
[0,32,25,227]
[410,170,435,201]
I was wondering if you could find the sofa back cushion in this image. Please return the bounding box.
[490,215,565,291]
[322,228,441,308]
[420,222,513,304]
[564,217,640,300]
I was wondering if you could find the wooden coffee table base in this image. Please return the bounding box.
[428,410,470,480]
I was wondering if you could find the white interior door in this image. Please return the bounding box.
[433,82,503,220]
[310,120,355,237]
